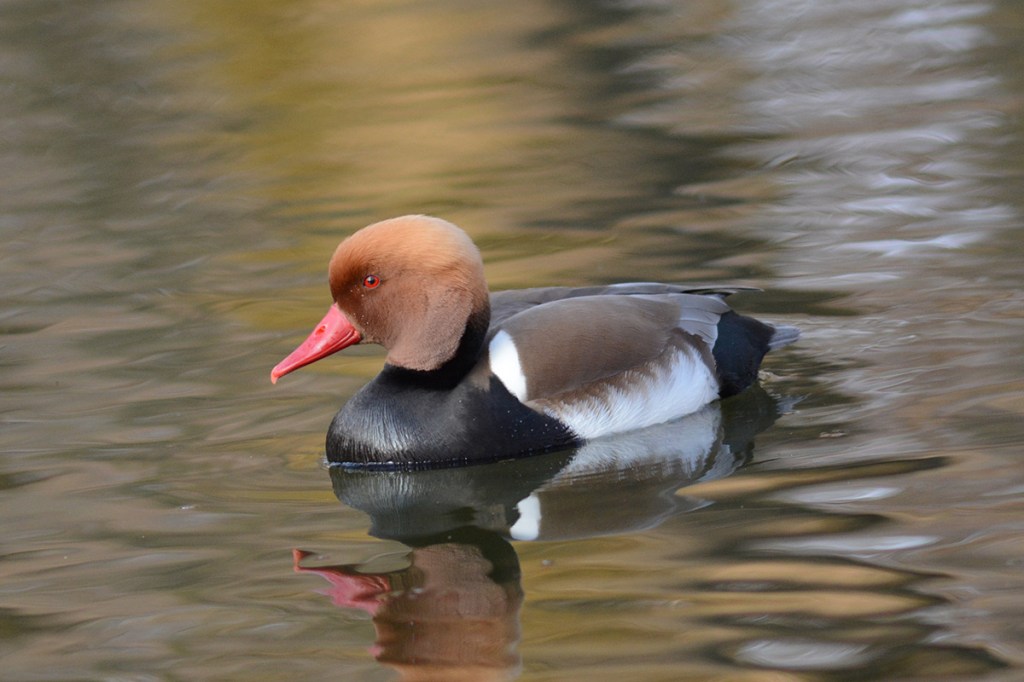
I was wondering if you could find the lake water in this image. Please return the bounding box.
[2,1,1022,680]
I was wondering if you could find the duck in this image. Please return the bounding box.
[271,215,799,469]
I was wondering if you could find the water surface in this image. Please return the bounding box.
[1,0,1022,679]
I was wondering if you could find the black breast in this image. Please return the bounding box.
[327,367,579,469]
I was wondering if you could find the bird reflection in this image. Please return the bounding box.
[293,527,523,682]
[294,386,787,681]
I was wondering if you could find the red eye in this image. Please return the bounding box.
[362,274,380,289]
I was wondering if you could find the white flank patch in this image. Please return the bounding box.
[489,330,528,401]
[510,494,541,541]
[548,345,718,440]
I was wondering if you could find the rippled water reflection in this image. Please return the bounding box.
[1,0,1022,679]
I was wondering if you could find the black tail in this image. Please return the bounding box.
[713,313,798,398]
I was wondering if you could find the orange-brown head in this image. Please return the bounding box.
[271,215,490,382]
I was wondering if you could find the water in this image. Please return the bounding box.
[2,0,1022,679]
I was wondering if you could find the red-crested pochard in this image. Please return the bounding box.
[272,215,799,468]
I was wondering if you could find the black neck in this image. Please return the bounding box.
[379,307,490,390]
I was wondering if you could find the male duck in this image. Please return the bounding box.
[272,215,798,468]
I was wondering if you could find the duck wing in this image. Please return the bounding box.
[489,283,757,329]
[490,291,733,402]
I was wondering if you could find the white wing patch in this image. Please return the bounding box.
[540,344,718,440]
[489,330,528,401]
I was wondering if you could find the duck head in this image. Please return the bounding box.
[271,215,490,382]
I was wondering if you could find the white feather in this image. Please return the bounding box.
[489,330,528,401]
[542,344,718,440]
